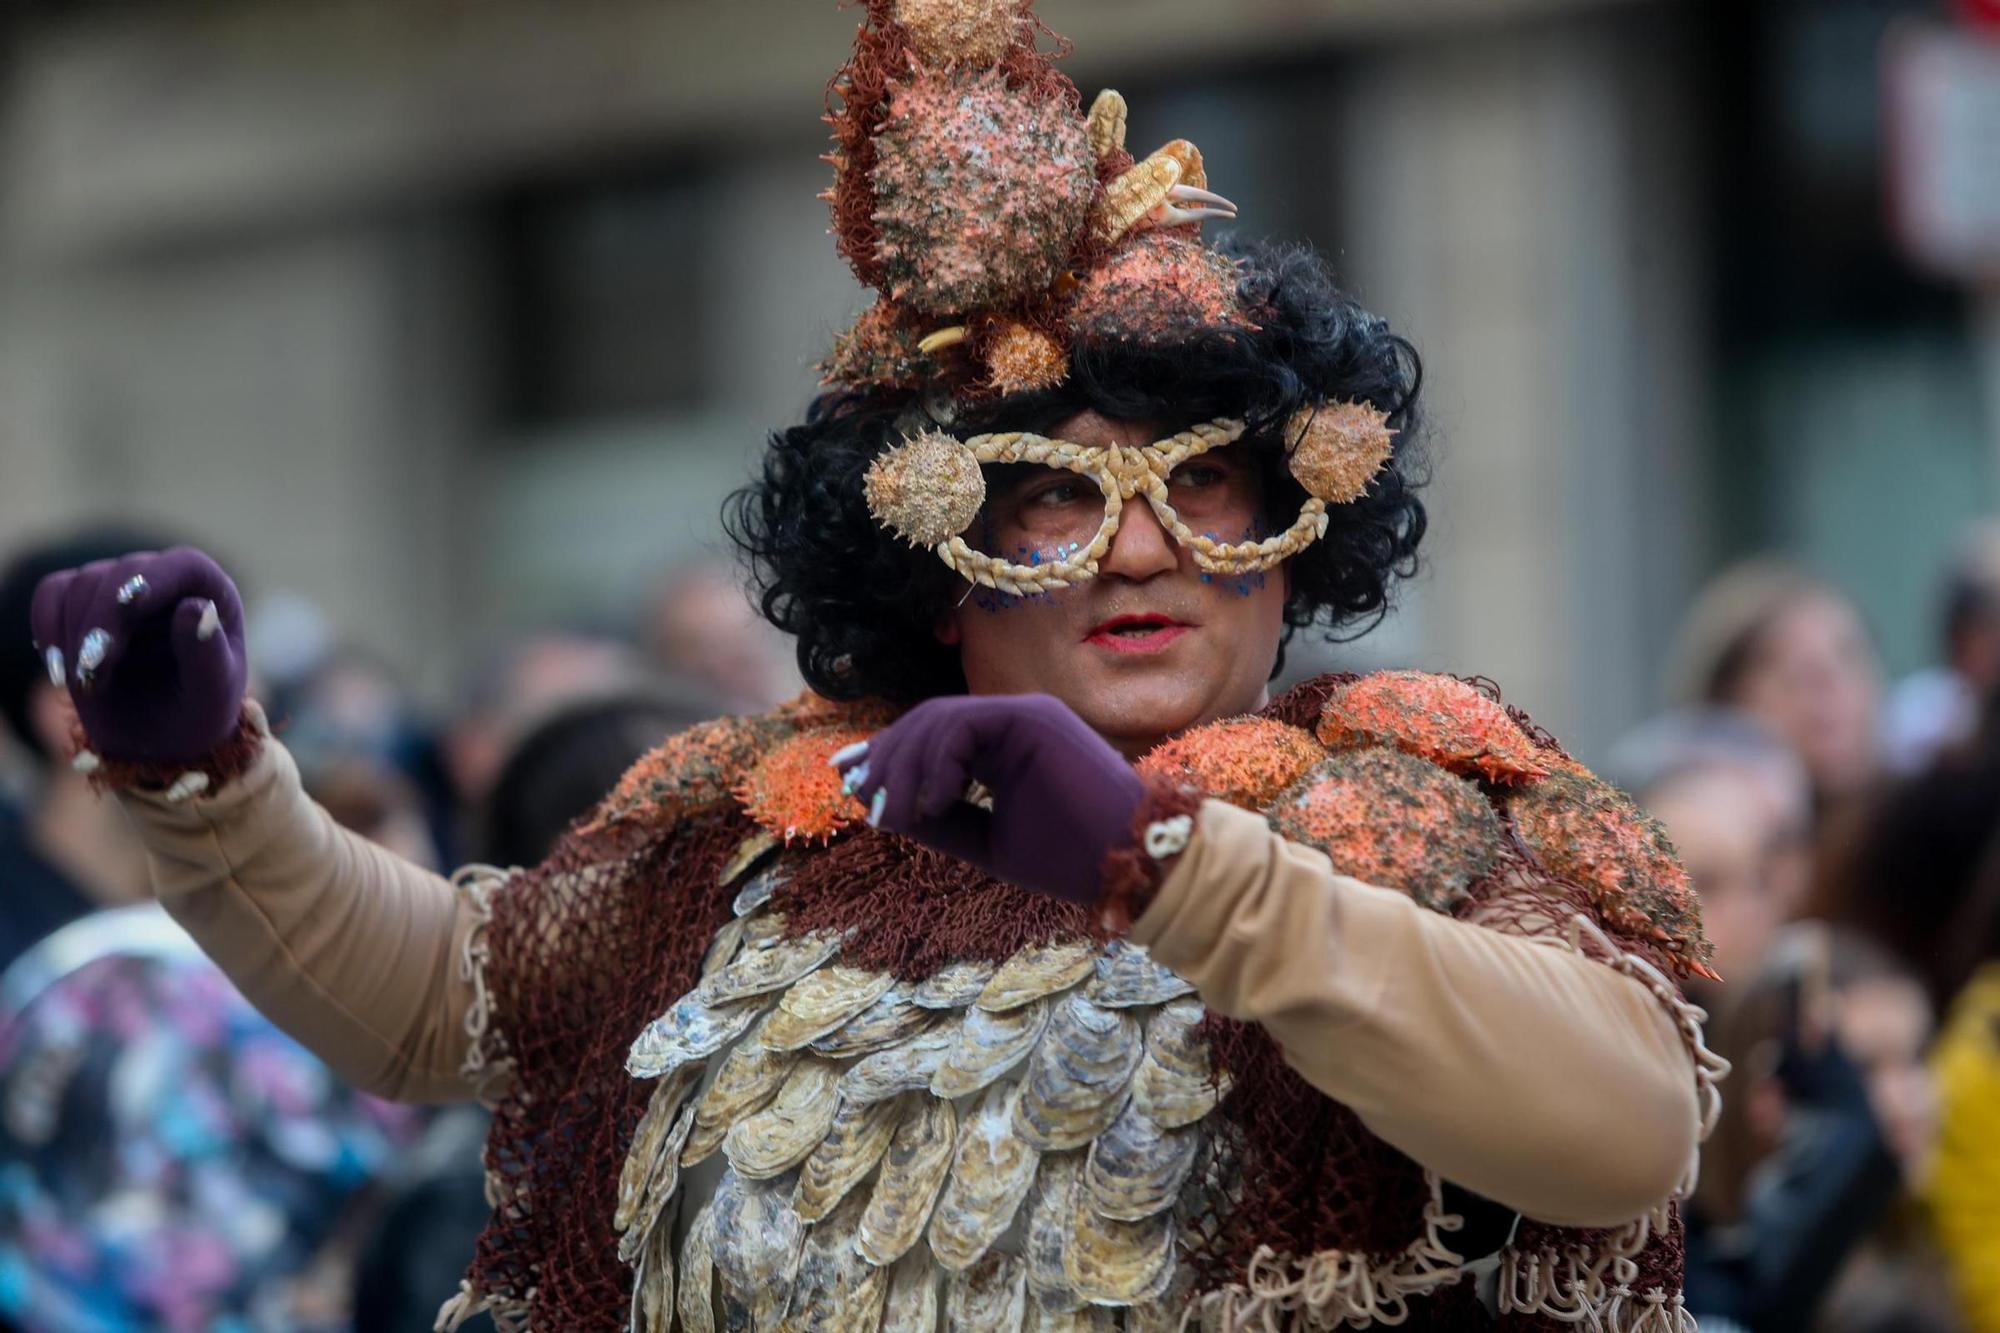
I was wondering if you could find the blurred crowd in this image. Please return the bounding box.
[0,528,797,1332]
[2,519,2000,1331]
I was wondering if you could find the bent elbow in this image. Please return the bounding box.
[1539,1052,1701,1229]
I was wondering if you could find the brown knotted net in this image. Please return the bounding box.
[466,807,754,1327]
[460,675,1690,1328]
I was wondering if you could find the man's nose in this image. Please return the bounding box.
[1099,499,1181,581]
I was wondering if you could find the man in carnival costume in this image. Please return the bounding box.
[28,2,1725,1329]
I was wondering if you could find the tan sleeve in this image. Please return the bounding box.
[1128,799,1700,1230]
[112,720,489,1105]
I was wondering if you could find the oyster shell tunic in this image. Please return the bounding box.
[107,679,1716,1331]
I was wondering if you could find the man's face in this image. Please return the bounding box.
[943,411,1288,755]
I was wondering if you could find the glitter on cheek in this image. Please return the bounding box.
[969,542,1086,614]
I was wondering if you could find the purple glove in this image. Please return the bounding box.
[831,694,1145,905]
[29,547,248,766]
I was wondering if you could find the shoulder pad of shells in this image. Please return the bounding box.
[1140,671,1714,977]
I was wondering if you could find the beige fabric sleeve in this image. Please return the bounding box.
[112,720,487,1105]
[1128,798,1701,1230]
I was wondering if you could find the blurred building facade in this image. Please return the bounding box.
[0,0,1993,761]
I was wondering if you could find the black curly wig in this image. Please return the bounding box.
[725,239,1428,704]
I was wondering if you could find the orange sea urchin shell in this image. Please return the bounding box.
[1065,231,1248,347]
[893,0,1025,68]
[870,67,1096,316]
[1137,717,1324,810]
[583,713,789,835]
[736,726,874,844]
[821,300,945,389]
[865,430,987,548]
[1316,671,1550,786]
[982,319,1069,395]
[1271,747,1507,914]
[1288,401,1395,505]
[1507,769,1716,978]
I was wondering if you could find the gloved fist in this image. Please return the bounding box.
[30,546,248,765]
[832,694,1144,905]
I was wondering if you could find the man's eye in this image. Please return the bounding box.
[1173,465,1228,490]
[1026,481,1087,507]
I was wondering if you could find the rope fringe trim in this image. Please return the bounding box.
[453,864,517,1111]
[1192,1172,1469,1331]
[1492,912,1727,1333]
[1496,1249,1697,1333]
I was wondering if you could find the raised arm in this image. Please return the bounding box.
[31,548,493,1104]
[838,692,1711,1230]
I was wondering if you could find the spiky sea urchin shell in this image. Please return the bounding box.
[894,0,1025,68]
[870,67,1096,316]
[865,430,988,548]
[1271,747,1507,913]
[1138,717,1325,810]
[773,691,905,734]
[1317,671,1551,786]
[584,713,790,834]
[982,320,1069,395]
[822,300,944,389]
[1064,231,1248,347]
[736,726,873,844]
[1507,769,1715,978]
[1288,401,1396,505]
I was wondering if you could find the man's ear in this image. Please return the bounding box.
[936,599,964,647]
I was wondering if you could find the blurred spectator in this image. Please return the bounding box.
[0,533,173,974]
[280,648,444,873]
[352,686,715,1330]
[1811,687,2000,1013]
[1670,561,1884,819]
[1928,961,2000,1333]
[1684,925,1926,1333]
[1882,521,2000,775]
[441,633,656,815]
[1610,709,1813,978]
[0,905,421,1332]
[641,565,797,714]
